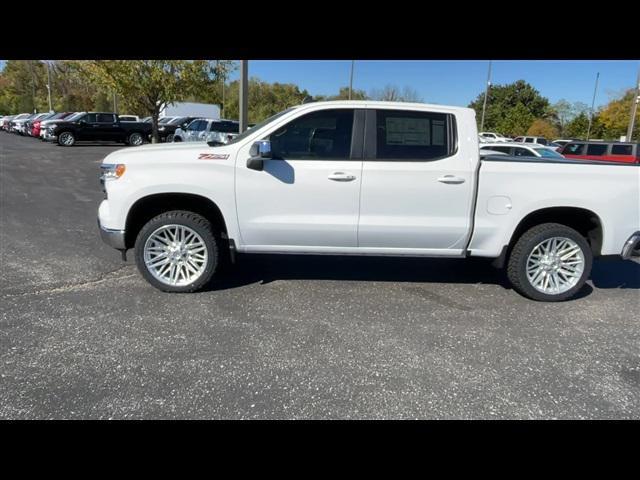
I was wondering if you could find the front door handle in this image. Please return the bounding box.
[328,172,356,182]
[437,175,465,184]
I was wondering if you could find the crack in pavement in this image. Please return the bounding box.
[0,265,137,298]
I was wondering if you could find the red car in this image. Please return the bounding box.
[559,141,639,164]
[31,112,74,137]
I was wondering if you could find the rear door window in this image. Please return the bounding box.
[374,109,450,160]
[586,144,608,156]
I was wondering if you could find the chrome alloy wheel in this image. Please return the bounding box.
[143,224,208,286]
[526,237,585,294]
[129,132,143,146]
[59,132,74,145]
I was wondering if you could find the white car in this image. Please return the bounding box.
[479,142,566,159]
[173,118,239,144]
[479,132,510,142]
[98,100,640,301]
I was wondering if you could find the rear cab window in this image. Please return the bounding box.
[374,109,451,160]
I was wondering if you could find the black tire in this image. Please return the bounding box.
[173,136,182,142]
[134,210,219,293]
[507,223,592,302]
[127,132,144,146]
[57,131,75,146]
[166,133,175,143]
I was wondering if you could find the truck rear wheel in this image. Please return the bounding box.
[134,210,219,293]
[507,223,592,301]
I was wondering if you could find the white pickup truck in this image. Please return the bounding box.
[98,101,640,301]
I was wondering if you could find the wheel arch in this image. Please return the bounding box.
[124,192,229,250]
[509,206,603,256]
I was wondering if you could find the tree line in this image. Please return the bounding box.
[1,61,637,142]
[468,79,639,140]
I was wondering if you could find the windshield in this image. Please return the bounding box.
[158,117,172,124]
[65,112,85,122]
[225,108,297,146]
[533,148,564,158]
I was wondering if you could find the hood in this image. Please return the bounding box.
[102,141,236,164]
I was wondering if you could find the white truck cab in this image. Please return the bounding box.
[98,101,640,301]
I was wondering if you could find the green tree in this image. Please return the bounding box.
[76,60,232,142]
[598,89,640,140]
[468,80,550,133]
[223,77,310,123]
[315,86,368,101]
[495,102,535,136]
[527,118,559,139]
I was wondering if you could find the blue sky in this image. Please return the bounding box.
[2,60,638,108]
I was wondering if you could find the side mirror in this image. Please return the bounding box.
[247,140,272,171]
[249,140,272,159]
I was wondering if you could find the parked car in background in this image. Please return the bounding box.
[1,115,15,131]
[38,112,75,139]
[173,118,239,144]
[559,141,639,164]
[546,142,562,151]
[24,113,52,136]
[479,143,566,159]
[513,136,549,146]
[142,116,152,123]
[479,132,510,142]
[154,116,199,142]
[552,139,577,148]
[119,115,140,122]
[10,113,36,134]
[45,112,153,146]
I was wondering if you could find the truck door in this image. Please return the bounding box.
[77,113,97,140]
[357,108,474,254]
[235,108,364,249]
[95,113,119,141]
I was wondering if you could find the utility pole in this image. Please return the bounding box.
[221,73,225,119]
[239,60,248,132]
[626,65,640,142]
[45,61,53,112]
[586,72,600,141]
[480,60,492,132]
[348,60,355,100]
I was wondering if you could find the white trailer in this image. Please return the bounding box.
[160,102,220,120]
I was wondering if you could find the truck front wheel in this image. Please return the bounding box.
[57,131,76,146]
[507,223,592,302]
[134,210,219,293]
[127,132,144,146]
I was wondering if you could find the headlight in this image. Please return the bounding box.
[100,163,126,180]
[159,126,166,131]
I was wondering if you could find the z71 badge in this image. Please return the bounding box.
[198,153,229,160]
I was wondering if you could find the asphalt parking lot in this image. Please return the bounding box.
[1,132,639,419]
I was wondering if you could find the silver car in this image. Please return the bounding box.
[173,118,239,144]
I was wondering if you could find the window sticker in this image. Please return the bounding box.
[386,117,430,145]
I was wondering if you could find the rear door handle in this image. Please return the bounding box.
[328,172,356,182]
[437,175,465,184]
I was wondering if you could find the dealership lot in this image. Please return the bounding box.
[1,133,639,419]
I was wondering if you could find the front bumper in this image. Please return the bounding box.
[98,218,126,250]
[621,231,640,260]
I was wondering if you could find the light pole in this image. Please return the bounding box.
[480,60,492,133]
[586,72,600,142]
[45,61,53,112]
[239,60,248,133]
[221,73,225,118]
[626,66,640,142]
[349,60,355,100]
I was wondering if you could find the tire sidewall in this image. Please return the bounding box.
[128,132,143,146]
[134,211,219,292]
[58,131,75,146]
[511,224,592,301]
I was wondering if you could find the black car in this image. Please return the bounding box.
[46,112,153,147]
